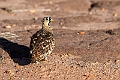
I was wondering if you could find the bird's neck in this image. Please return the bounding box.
[42,25,53,33]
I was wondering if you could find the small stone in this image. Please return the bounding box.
[5,25,11,28]
[88,74,95,79]
[88,12,92,15]
[34,5,38,8]
[5,70,14,75]
[66,53,72,56]
[77,32,85,35]
[101,8,105,12]
[49,1,52,4]
[82,74,88,79]
[113,13,117,17]
[12,24,16,27]
[55,7,59,11]
[24,26,27,30]
[115,60,120,64]
[16,65,23,69]
[37,26,42,29]
[11,13,14,16]
[33,17,38,20]
[62,26,66,28]
[24,67,27,70]
[29,10,36,13]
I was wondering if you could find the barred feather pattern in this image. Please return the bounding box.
[30,29,55,63]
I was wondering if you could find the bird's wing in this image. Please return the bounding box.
[30,30,54,55]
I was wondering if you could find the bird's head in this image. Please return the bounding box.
[42,17,54,27]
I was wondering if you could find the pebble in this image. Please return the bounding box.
[5,25,11,28]
[77,32,85,35]
[88,12,92,15]
[37,25,41,29]
[34,5,38,8]
[49,1,52,4]
[101,8,105,12]
[16,65,23,69]
[29,10,36,13]
[33,17,38,20]
[55,7,59,11]
[12,24,16,27]
[5,70,14,75]
[88,74,95,79]
[115,60,120,64]
[62,26,66,28]
[113,13,117,17]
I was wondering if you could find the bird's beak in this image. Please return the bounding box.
[51,19,54,22]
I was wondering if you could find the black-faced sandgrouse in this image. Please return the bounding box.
[30,17,55,63]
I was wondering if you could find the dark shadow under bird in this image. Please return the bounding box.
[30,17,55,63]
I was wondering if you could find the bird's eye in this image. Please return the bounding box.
[46,17,48,20]
[49,18,51,21]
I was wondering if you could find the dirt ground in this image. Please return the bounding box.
[0,0,120,80]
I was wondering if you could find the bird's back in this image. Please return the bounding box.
[30,29,55,62]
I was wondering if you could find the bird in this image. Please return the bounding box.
[29,17,55,63]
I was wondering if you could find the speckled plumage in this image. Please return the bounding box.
[30,17,55,63]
